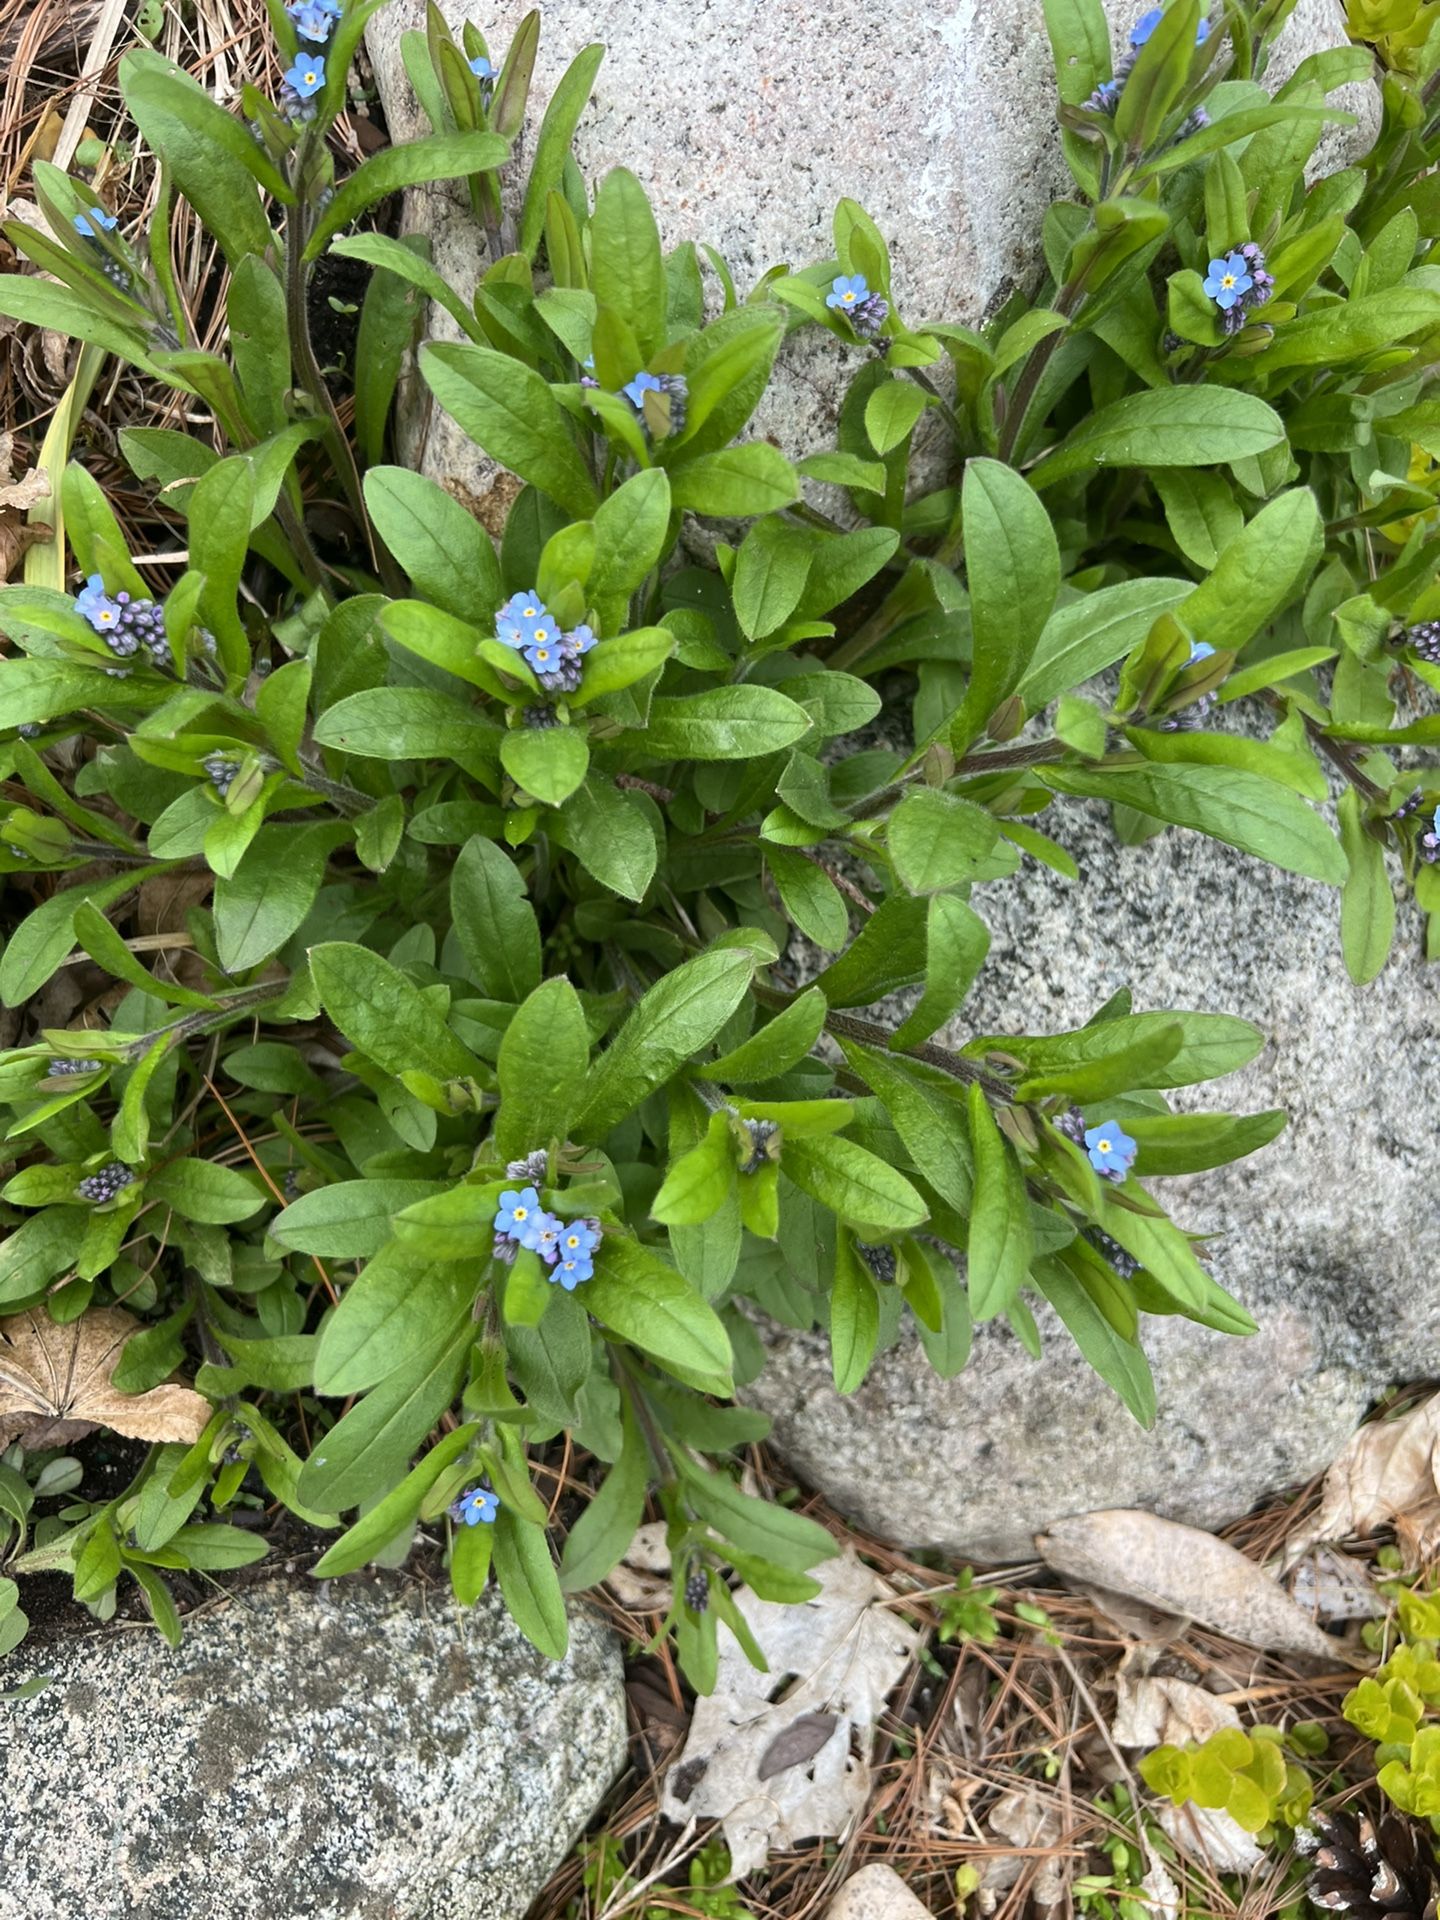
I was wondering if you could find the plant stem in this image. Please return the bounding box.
[752,980,1017,1103]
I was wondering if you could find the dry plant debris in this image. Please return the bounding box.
[1294,1393,1440,1568]
[0,1305,210,1448]
[660,1549,919,1878]
[1038,1507,1352,1662]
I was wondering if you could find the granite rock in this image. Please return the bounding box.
[0,1575,626,1920]
[363,0,1379,497]
[827,1864,938,1920]
[745,792,1440,1561]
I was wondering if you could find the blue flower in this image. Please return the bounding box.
[1131,6,1209,45]
[1203,252,1253,312]
[469,54,495,77]
[495,592,554,651]
[75,573,122,633]
[287,0,337,41]
[563,623,597,657]
[826,273,869,312]
[73,206,117,237]
[553,1251,594,1290]
[622,370,663,408]
[494,1185,541,1240]
[522,638,562,676]
[1085,1121,1138,1181]
[1187,640,1215,663]
[524,1210,565,1263]
[284,55,326,97]
[558,1219,600,1259]
[450,1484,499,1526]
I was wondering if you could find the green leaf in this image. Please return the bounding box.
[518,41,606,258]
[992,1009,1262,1095]
[146,1158,263,1225]
[813,896,928,1006]
[1029,387,1286,490]
[553,777,657,902]
[187,457,255,678]
[363,466,502,621]
[1259,285,1440,373]
[1174,490,1322,653]
[767,847,849,950]
[836,1040,972,1212]
[1338,789,1396,987]
[707,988,828,1083]
[270,1180,446,1257]
[678,1460,837,1572]
[305,130,510,260]
[558,1398,648,1591]
[864,380,929,455]
[420,342,598,518]
[310,941,483,1081]
[312,1425,477,1577]
[965,1085,1033,1321]
[652,1114,736,1226]
[590,467,672,599]
[1043,762,1346,883]
[782,1135,928,1235]
[892,894,991,1049]
[494,1507,568,1658]
[1114,0,1199,149]
[829,1232,880,1393]
[587,1236,734,1393]
[1035,1257,1155,1426]
[667,443,799,516]
[952,459,1060,749]
[888,788,1001,892]
[496,977,589,1161]
[577,946,758,1136]
[632,686,811,761]
[500,725,589,806]
[122,53,281,265]
[451,834,542,1001]
[298,1317,473,1512]
[214,822,343,973]
[591,166,666,355]
[311,686,498,762]
[314,1249,476,1396]
[733,518,816,641]
[0,1209,85,1306]
[1122,1108,1286,1175]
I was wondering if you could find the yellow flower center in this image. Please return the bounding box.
[533,628,549,643]
[1097,1138,1112,1153]
[1221,274,1236,289]
[842,290,855,303]
[305,69,318,83]
[513,1205,528,1221]
[524,605,539,616]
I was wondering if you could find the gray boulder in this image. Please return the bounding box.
[744,793,1440,1561]
[363,0,1378,500]
[1,1576,625,1920]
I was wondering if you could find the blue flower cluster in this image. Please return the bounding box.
[77,1161,134,1203]
[75,574,170,668]
[493,1186,601,1290]
[1085,8,1212,114]
[1203,242,1274,334]
[623,368,689,433]
[1407,620,1440,665]
[826,273,889,342]
[1419,803,1440,866]
[72,205,117,239]
[280,0,338,115]
[495,592,596,696]
[469,52,496,102]
[450,1483,499,1526]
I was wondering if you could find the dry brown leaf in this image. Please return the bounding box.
[1111,1647,1242,1749]
[1037,1509,1349,1663]
[1286,1546,1384,1623]
[0,1307,210,1450]
[660,1549,918,1877]
[1298,1397,1440,1568]
[0,428,52,584]
[603,1519,674,1611]
[982,1787,1067,1904]
[1156,1801,1264,1874]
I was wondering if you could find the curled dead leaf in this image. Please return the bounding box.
[602,1519,673,1611]
[1297,1396,1440,1570]
[0,1307,210,1450]
[1111,1646,1242,1749]
[1038,1509,1350,1663]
